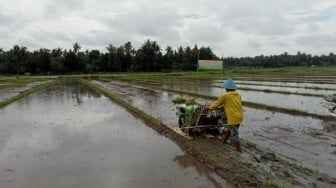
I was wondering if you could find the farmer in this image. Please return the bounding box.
[208,78,243,152]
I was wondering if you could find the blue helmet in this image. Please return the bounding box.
[222,78,236,89]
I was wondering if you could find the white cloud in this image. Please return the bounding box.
[296,34,336,48]
[0,0,336,56]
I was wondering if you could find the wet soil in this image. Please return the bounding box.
[0,82,232,188]
[92,80,336,187]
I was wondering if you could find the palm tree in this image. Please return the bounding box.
[73,42,81,54]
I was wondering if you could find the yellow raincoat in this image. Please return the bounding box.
[209,91,243,125]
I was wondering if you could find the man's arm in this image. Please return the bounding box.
[209,94,226,110]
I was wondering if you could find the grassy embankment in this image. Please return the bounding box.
[0,77,51,88]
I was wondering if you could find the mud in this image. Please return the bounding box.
[93,80,336,187]
[0,82,232,188]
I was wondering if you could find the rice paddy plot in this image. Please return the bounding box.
[212,79,336,90]
[228,76,336,84]
[0,81,49,101]
[242,107,336,175]
[156,83,331,116]
[0,82,229,188]
[232,84,333,96]
[93,80,336,177]
[227,80,336,90]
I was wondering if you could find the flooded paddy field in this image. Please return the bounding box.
[0,81,50,102]
[133,81,331,116]
[231,75,336,84]
[233,80,336,91]
[142,76,336,93]
[0,82,231,188]
[210,80,336,94]
[93,80,336,176]
[232,84,334,96]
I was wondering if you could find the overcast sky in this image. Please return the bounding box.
[0,0,335,57]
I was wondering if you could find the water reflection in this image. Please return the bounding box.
[0,83,230,188]
[174,154,232,188]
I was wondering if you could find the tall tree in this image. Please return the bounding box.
[9,45,29,74]
[73,42,81,54]
[135,39,161,72]
[122,41,134,71]
[163,46,175,70]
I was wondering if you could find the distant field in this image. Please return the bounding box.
[1,66,336,80]
[224,65,336,76]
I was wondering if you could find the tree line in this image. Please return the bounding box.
[0,39,335,75]
[0,40,217,75]
[225,51,336,68]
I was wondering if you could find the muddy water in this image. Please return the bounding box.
[234,84,333,95]
[144,78,336,95]
[157,83,331,116]
[243,108,336,175]
[95,81,336,177]
[0,83,232,188]
[215,80,336,90]
[211,80,336,98]
[94,81,179,126]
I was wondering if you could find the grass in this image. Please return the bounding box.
[225,66,336,76]
[96,66,336,78]
[0,77,52,88]
[2,65,336,80]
